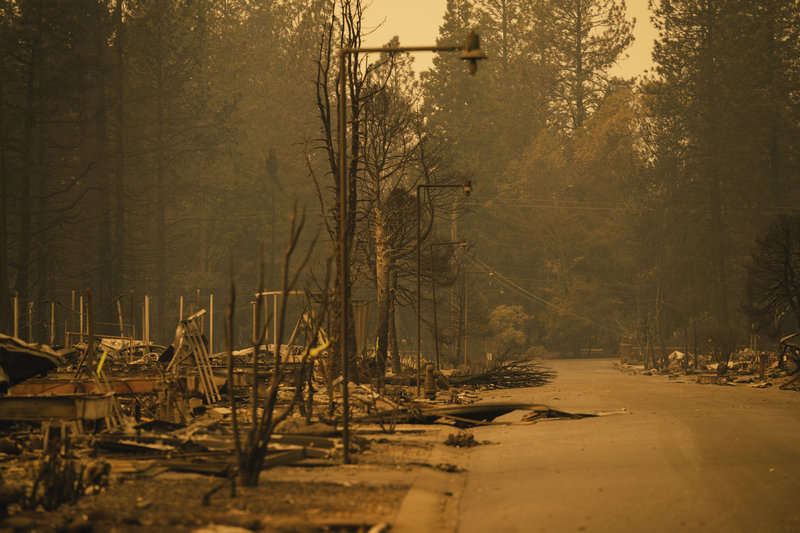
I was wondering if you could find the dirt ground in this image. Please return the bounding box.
[0,427,444,533]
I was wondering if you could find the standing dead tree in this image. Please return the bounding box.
[309,0,372,389]
[227,208,332,487]
[310,6,469,385]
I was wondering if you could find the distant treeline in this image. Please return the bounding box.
[1,1,798,359]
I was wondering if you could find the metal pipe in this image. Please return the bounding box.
[273,293,277,350]
[79,295,84,344]
[70,290,75,347]
[464,272,468,366]
[251,301,256,343]
[130,290,135,339]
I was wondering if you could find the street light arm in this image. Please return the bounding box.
[342,45,462,54]
[342,29,487,75]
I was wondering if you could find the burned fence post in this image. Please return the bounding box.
[144,295,150,349]
[86,288,94,378]
[70,290,75,348]
[116,298,124,338]
[13,292,18,338]
[79,294,84,345]
[50,301,55,346]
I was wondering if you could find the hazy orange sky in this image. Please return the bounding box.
[362,0,657,79]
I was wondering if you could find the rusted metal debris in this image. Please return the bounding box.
[0,394,114,422]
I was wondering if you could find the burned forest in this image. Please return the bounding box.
[1,0,800,532]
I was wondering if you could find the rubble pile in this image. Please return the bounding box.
[619,335,800,390]
[0,315,559,531]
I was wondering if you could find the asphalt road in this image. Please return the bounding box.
[454,358,800,533]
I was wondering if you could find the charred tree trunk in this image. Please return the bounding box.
[574,4,585,128]
[112,0,126,300]
[373,206,390,382]
[34,109,48,342]
[155,57,168,342]
[16,29,40,310]
[388,268,399,372]
[0,78,9,332]
[265,149,279,289]
[709,174,728,328]
[94,1,114,322]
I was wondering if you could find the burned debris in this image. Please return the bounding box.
[619,336,800,390]
[0,219,558,531]
[0,326,557,530]
[0,335,60,393]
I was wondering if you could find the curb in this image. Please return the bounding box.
[392,428,468,533]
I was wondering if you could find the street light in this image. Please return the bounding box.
[338,33,485,460]
[430,241,468,371]
[460,31,488,74]
[416,181,472,395]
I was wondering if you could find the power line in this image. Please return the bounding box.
[463,253,627,337]
[487,201,628,212]
[468,197,800,214]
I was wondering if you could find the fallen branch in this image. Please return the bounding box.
[449,352,556,390]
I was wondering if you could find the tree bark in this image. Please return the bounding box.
[112,0,126,301]
[388,272,399,372]
[0,78,9,332]
[574,2,585,128]
[94,1,113,319]
[155,52,168,341]
[16,27,40,308]
[373,205,390,382]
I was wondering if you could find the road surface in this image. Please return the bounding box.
[453,358,800,533]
